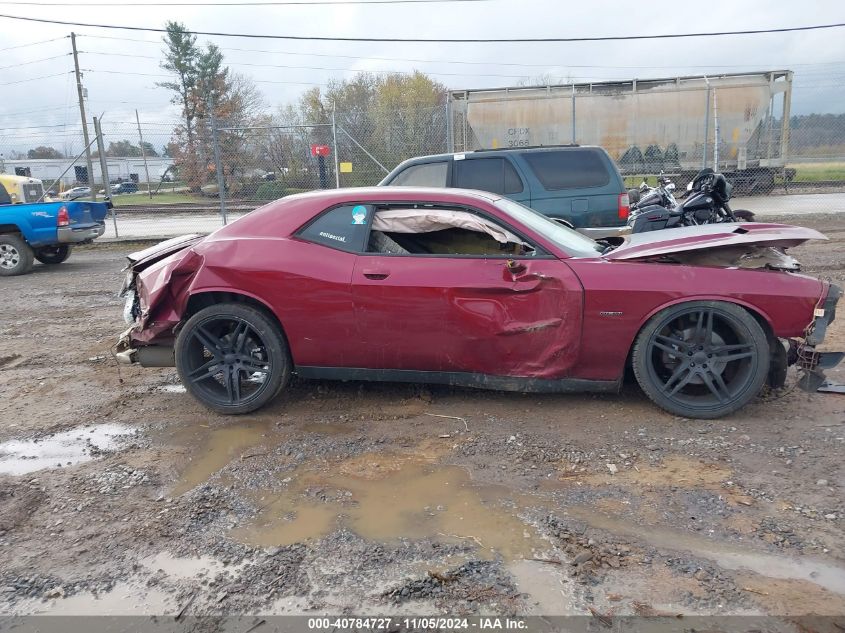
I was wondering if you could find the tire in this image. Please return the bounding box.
[0,234,34,277]
[632,301,770,419]
[175,303,290,415]
[34,244,72,265]
[732,209,755,222]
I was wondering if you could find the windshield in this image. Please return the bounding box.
[494,197,603,257]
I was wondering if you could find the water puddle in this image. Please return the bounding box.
[169,419,278,496]
[234,452,547,561]
[508,559,578,615]
[19,552,224,615]
[20,580,176,615]
[571,507,845,595]
[143,551,230,579]
[0,423,135,476]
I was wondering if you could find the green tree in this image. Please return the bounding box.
[159,22,256,191]
[27,146,65,159]
[140,141,159,157]
[158,21,200,145]
[104,140,142,157]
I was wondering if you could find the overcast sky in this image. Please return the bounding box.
[1,0,844,155]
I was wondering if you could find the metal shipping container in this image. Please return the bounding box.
[448,71,792,191]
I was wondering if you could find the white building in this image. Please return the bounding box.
[0,156,175,187]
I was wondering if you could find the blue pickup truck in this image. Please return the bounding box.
[0,199,109,276]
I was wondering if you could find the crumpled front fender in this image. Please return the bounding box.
[131,248,205,345]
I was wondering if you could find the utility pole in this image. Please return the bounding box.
[331,108,340,188]
[135,110,153,199]
[712,89,719,170]
[702,76,711,171]
[93,116,118,238]
[209,99,228,225]
[71,32,96,201]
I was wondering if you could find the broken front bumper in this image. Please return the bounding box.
[797,284,843,391]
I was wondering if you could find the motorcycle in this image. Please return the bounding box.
[628,172,679,212]
[627,169,755,233]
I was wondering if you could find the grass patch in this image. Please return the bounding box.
[112,192,206,206]
[624,163,845,187]
[788,162,845,183]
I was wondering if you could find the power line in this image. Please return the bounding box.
[80,51,845,85]
[0,53,69,71]
[0,0,489,4]
[81,50,531,79]
[0,71,73,86]
[78,35,845,72]
[78,50,845,85]
[0,122,182,130]
[0,104,74,116]
[0,35,67,52]
[83,68,331,86]
[3,13,845,43]
[0,123,87,130]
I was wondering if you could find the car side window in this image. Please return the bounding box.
[390,162,448,187]
[522,149,610,190]
[455,158,524,195]
[0,183,11,205]
[298,204,373,253]
[366,207,538,258]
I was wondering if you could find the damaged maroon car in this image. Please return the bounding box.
[116,187,841,419]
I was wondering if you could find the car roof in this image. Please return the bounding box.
[213,186,507,242]
[393,144,602,165]
[282,186,503,204]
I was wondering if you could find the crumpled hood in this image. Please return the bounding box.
[125,233,205,272]
[604,223,827,261]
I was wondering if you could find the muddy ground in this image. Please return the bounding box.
[0,213,844,625]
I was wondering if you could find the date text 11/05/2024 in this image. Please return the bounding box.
[307,617,528,630]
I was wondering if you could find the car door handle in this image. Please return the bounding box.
[506,259,526,275]
[362,269,390,280]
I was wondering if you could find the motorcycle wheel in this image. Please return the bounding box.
[733,209,756,222]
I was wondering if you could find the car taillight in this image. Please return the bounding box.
[57,206,70,226]
[618,192,630,220]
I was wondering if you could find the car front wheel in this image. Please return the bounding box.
[35,244,72,265]
[632,301,769,419]
[175,303,290,415]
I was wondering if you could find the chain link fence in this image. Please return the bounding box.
[1,78,844,240]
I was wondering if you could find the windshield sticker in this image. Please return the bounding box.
[319,231,347,243]
[351,205,368,225]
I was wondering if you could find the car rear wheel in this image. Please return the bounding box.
[175,303,290,415]
[632,301,769,419]
[0,234,34,277]
[34,244,72,265]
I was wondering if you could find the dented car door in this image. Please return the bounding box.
[351,255,584,378]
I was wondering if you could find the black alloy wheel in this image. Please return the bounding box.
[632,301,769,419]
[175,303,290,414]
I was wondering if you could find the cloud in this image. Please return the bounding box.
[1,0,844,155]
